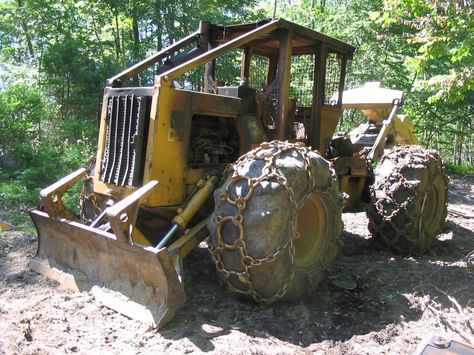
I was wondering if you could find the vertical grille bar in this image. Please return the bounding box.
[100,94,148,187]
[113,95,128,185]
[101,97,115,182]
[129,97,143,185]
[121,95,134,186]
[108,96,121,183]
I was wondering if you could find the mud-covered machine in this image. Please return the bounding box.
[29,19,448,327]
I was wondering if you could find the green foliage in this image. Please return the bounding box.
[0,79,96,209]
[0,128,95,210]
[262,0,473,166]
[372,0,473,164]
[0,0,261,209]
[0,0,472,219]
[63,182,83,217]
[375,0,473,103]
[0,83,57,158]
[0,177,37,207]
[444,162,474,175]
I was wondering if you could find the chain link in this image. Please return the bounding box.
[79,168,102,223]
[209,140,318,303]
[372,146,447,245]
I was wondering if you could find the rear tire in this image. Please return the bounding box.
[367,145,448,254]
[207,141,343,303]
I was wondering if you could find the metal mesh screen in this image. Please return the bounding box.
[248,54,269,90]
[175,50,243,92]
[215,49,242,86]
[324,51,342,105]
[290,54,315,107]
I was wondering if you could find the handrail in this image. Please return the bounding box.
[107,31,201,86]
[158,20,280,84]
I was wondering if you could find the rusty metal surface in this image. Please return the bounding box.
[108,30,201,85]
[40,168,87,221]
[29,209,186,328]
[413,335,474,355]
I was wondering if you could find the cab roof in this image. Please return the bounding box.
[210,18,355,57]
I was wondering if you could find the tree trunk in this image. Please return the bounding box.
[132,8,140,60]
[114,12,121,60]
[17,0,34,57]
[154,0,163,51]
[131,6,140,86]
[164,3,176,45]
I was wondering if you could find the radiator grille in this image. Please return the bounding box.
[101,94,148,187]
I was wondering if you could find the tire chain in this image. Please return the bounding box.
[79,167,102,224]
[209,140,319,303]
[370,145,448,246]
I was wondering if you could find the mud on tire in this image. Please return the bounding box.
[367,145,448,254]
[207,141,344,303]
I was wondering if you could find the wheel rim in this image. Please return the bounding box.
[293,194,329,268]
[421,176,444,236]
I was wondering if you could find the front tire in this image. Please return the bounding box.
[367,145,448,254]
[207,141,344,303]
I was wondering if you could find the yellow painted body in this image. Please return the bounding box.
[93,85,246,208]
[90,19,356,212]
[29,19,359,329]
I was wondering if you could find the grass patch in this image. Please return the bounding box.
[445,162,474,175]
[0,178,39,209]
[0,207,36,234]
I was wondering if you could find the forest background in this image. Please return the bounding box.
[0,0,473,211]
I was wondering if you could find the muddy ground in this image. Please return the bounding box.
[0,176,473,354]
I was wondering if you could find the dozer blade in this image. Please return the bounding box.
[29,210,185,327]
[29,175,186,328]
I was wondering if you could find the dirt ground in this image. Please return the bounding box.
[0,176,473,354]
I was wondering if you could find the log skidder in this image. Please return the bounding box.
[29,15,450,329]
[28,19,359,327]
[367,145,448,254]
[208,141,344,302]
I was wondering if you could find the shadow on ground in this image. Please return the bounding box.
[160,216,474,349]
[3,200,471,351]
